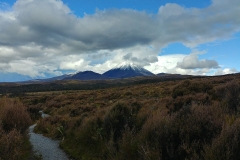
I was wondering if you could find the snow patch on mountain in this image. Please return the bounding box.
[103,62,154,78]
[115,62,142,70]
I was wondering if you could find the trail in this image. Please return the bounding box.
[29,111,69,160]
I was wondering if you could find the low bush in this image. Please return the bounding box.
[172,80,213,99]
[1,99,32,133]
[103,103,136,142]
[213,80,240,113]
[205,118,240,160]
[0,97,32,160]
[0,126,24,160]
[141,103,223,160]
[18,74,240,160]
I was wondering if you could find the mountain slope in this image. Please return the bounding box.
[64,71,107,80]
[103,63,154,78]
[34,74,72,82]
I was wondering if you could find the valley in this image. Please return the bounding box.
[1,73,240,159]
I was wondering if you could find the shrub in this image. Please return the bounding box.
[27,104,42,121]
[0,97,32,160]
[172,80,213,99]
[205,119,240,160]
[60,117,107,159]
[18,74,240,160]
[224,80,240,112]
[103,103,131,142]
[0,98,32,133]
[0,97,31,133]
[116,128,139,160]
[214,80,240,113]
[166,93,211,113]
[34,115,68,139]
[141,103,223,160]
[0,126,24,160]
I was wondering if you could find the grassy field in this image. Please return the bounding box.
[2,74,240,159]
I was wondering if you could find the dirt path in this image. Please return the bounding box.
[29,112,70,160]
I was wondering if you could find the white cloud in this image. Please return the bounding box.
[0,0,239,77]
[59,57,90,71]
[176,54,219,69]
[145,51,233,76]
[214,68,238,75]
[7,59,43,77]
[144,54,186,74]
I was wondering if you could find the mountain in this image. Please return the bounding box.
[18,63,155,83]
[46,74,73,81]
[39,74,72,81]
[157,73,167,76]
[64,71,107,80]
[103,62,155,79]
[0,72,33,82]
[22,74,72,83]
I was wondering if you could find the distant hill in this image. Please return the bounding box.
[103,63,154,78]
[19,63,187,82]
[156,73,182,77]
[157,73,166,76]
[64,71,107,80]
[27,74,72,82]
[0,74,196,94]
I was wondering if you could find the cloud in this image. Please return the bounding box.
[88,52,111,59]
[214,68,238,75]
[145,53,228,76]
[123,53,133,60]
[0,0,239,77]
[176,54,219,69]
[145,54,186,74]
[157,1,240,47]
[59,57,90,70]
[2,0,239,51]
[0,63,10,71]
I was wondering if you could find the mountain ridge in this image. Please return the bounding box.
[103,63,154,79]
[20,63,167,83]
[64,71,107,80]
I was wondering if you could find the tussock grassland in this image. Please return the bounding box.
[16,74,240,159]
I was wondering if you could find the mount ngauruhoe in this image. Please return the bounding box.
[102,63,154,79]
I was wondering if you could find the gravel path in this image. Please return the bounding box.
[29,112,70,160]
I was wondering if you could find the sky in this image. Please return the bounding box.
[0,0,239,82]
